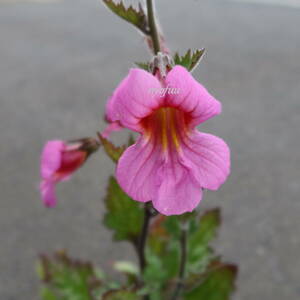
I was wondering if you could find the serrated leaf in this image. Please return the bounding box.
[144,250,169,283]
[103,0,148,34]
[103,177,144,242]
[187,209,221,274]
[135,61,150,71]
[144,219,180,299]
[98,133,125,163]
[145,209,236,299]
[184,262,237,300]
[103,288,141,300]
[38,251,102,300]
[189,209,221,249]
[176,49,192,69]
[173,48,205,71]
[142,249,169,300]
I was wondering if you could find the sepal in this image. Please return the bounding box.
[174,48,205,72]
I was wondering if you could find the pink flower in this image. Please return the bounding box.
[40,139,98,207]
[105,65,230,215]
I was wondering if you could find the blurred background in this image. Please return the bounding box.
[1,0,300,299]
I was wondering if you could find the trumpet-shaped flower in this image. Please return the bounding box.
[40,139,98,207]
[105,65,230,215]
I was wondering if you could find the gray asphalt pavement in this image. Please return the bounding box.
[1,0,300,299]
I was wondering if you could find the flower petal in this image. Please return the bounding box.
[41,140,65,179]
[165,66,221,127]
[40,180,57,207]
[105,68,163,132]
[116,135,205,215]
[116,136,163,202]
[58,149,86,179]
[153,153,203,215]
[180,131,230,190]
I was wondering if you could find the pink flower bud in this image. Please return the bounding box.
[40,138,99,207]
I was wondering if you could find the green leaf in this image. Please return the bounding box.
[98,134,126,163]
[40,287,58,300]
[135,62,150,71]
[145,209,237,299]
[184,262,237,300]
[164,216,181,239]
[144,224,180,299]
[148,215,180,273]
[187,209,221,274]
[103,0,148,34]
[103,288,141,300]
[38,251,102,300]
[142,250,167,300]
[103,176,144,242]
[173,48,205,71]
[189,209,221,250]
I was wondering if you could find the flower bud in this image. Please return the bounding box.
[40,138,99,207]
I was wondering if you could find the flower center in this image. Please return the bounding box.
[141,107,191,152]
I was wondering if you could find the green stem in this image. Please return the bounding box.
[171,227,188,300]
[146,0,161,54]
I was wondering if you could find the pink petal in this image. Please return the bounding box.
[105,68,163,132]
[116,129,230,215]
[40,180,57,207]
[41,140,65,179]
[117,136,203,215]
[165,66,221,127]
[153,152,203,215]
[58,149,86,179]
[180,131,230,190]
[116,136,163,202]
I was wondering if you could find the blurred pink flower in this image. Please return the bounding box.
[40,139,98,207]
[105,65,230,215]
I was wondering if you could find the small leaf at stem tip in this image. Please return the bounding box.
[173,48,205,72]
[98,133,126,163]
[102,0,148,34]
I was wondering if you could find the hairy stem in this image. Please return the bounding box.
[146,0,161,54]
[171,227,188,300]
